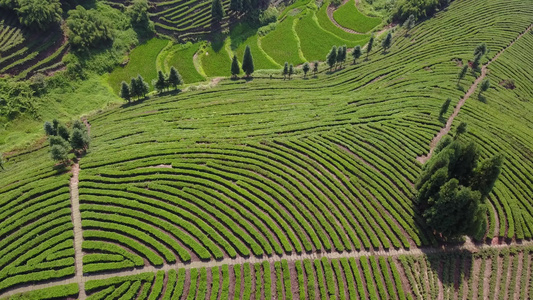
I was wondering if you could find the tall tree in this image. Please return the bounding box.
[352,45,362,64]
[302,62,310,78]
[70,128,90,151]
[136,75,149,98]
[120,81,131,102]
[288,64,294,79]
[57,124,70,141]
[241,0,252,12]
[231,55,240,78]
[242,45,254,77]
[16,0,62,31]
[211,0,225,21]
[366,34,374,59]
[479,79,490,96]
[154,70,167,93]
[130,78,139,100]
[470,154,503,199]
[50,144,69,164]
[403,14,415,34]
[313,61,319,75]
[229,0,242,12]
[455,122,467,139]
[327,46,337,71]
[282,62,289,80]
[439,98,452,118]
[168,66,182,89]
[474,43,487,57]
[382,32,392,52]
[471,53,482,70]
[44,121,55,136]
[457,65,468,85]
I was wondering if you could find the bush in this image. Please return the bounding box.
[67,6,113,50]
[15,0,62,31]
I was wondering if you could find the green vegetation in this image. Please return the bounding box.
[333,0,382,33]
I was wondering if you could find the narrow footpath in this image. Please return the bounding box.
[416,24,533,164]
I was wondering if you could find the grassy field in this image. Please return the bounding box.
[199,37,232,77]
[333,0,382,33]
[260,16,306,65]
[107,38,168,94]
[165,42,206,83]
[1,0,533,298]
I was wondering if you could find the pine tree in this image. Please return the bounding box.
[136,75,149,98]
[455,122,467,139]
[327,46,337,71]
[313,61,319,75]
[155,70,167,93]
[130,77,139,99]
[168,66,182,89]
[231,55,240,78]
[120,81,131,102]
[457,65,468,85]
[230,0,242,11]
[242,45,254,77]
[403,14,415,35]
[211,0,225,21]
[288,64,294,79]
[479,79,490,95]
[282,62,289,79]
[352,45,362,64]
[382,32,392,52]
[336,46,343,68]
[44,121,55,136]
[439,98,452,118]
[366,34,374,60]
[302,62,310,78]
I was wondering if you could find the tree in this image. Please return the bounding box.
[241,0,252,12]
[16,0,62,31]
[457,65,468,85]
[70,128,90,151]
[455,122,467,139]
[416,139,501,239]
[241,45,254,77]
[403,14,415,34]
[479,79,490,96]
[154,70,167,93]
[136,75,149,98]
[336,45,346,68]
[352,45,362,64]
[382,32,392,52]
[439,98,451,118]
[67,6,113,49]
[471,53,481,70]
[211,0,225,21]
[73,120,85,132]
[288,64,294,79]
[130,78,139,100]
[57,124,70,141]
[168,66,183,89]
[313,61,319,75]
[231,55,240,78]
[120,81,131,102]
[50,144,69,163]
[366,34,374,59]
[302,62,310,78]
[44,121,55,136]
[474,43,487,57]
[282,62,289,79]
[230,0,242,11]
[327,46,337,71]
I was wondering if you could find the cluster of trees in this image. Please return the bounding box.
[231,45,254,78]
[457,43,491,98]
[326,45,348,71]
[66,5,113,50]
[229,0,270,13]
[393,0,450,22]
[416,127,503,239]
[44,119,90,164]
[0,0,62,31]
[120,75,149,102]
[153,67,183,93]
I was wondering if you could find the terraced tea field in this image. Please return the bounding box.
[0,0,532,299]
[0,11,67,79]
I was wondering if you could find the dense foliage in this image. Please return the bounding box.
[393,0,450,22]
[416,137,503,239]
[67,6,113,49]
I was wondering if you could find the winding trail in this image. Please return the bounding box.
[416,24,533,164]
[1,25,533,300]
[327,0,365,35]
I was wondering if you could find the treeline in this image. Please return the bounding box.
[119,66,183,102]
[393,0,451,22]
[44,119,90,165]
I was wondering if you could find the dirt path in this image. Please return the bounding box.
[416,24,533,164]
[327,0,366,35]
[70,162,86,300]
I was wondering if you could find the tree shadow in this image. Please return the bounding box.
[423,250,474,295]
[477,94,487,103]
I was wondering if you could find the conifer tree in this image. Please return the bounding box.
[282,62,289,79]
[302,62,310,78]
[313,61,319,75]
[288,64,294,79]
[352,45,362,64]
[168,66,182,89]
[242,45,254,77]
[211,0,225,21]
[366,34,374,59]
[327,46,337,71]
[382,32,392,52]
[136,75,149,98]
[130,77,139,99]
[120,81,130,102]
[154,70,167,93]
[439,98,452,118]
[479,79,490,96]
[458,65,468,85]
[231,55,240,78]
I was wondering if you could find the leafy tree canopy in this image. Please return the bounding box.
[16,0,62,31]
[67,5,113,49]
[416,138,503,239]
